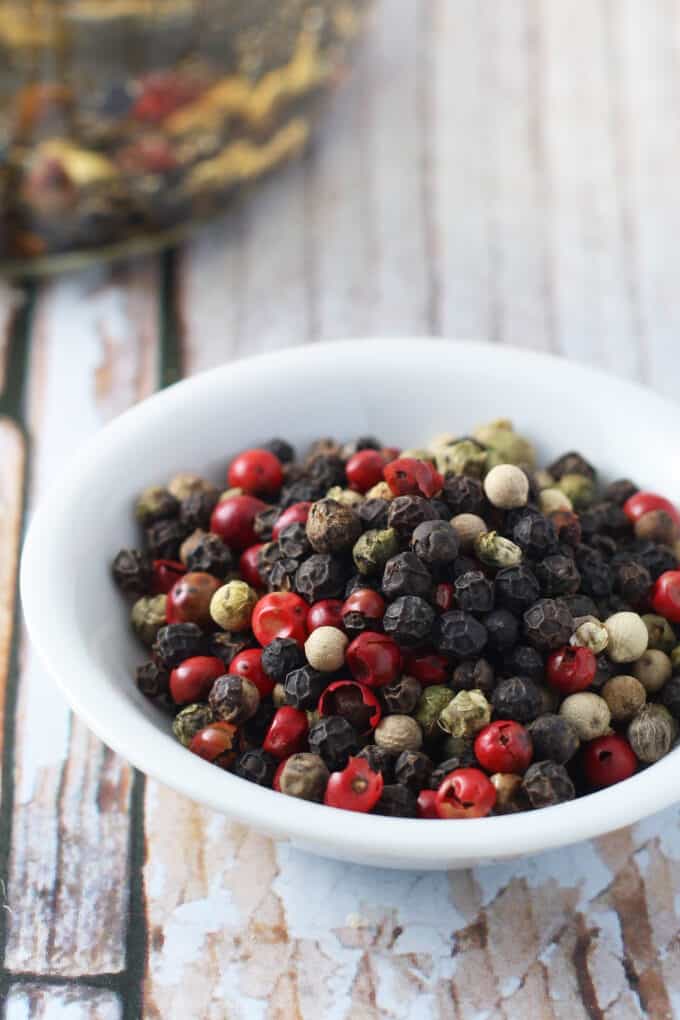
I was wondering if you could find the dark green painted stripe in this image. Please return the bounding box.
[159,250,184,388]
[0,286,34,421]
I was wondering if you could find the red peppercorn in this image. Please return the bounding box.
[474,721,533,775]
[345,450,388,493]
[651,570,680,623]
[166,571,221,626]
[210,495,267,551]
[189,721,238,768]
[341,589,386,624]
[239,543,266,588]
[263,706,309,760]
[169,656,225,705]
[435,768,497,819]
[229,648,274,698]
[318,679,381,734]
[417,789,440,819]
[383,457,444,499]
[583,734,638,788]
[623,491,680,527]
[252,592,309,645]
[346,631,401,688]
[151,559,186,594]
[546,645,597,694]
[307,599,345,632]
[272,501,312,540]
[132,71,202,123]
[227,448,284,496]
[324,757,384,812]
[402,650,449,687]
[434,582,455,612]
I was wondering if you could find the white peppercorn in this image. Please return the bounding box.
[374,714,423,753]
[570,617,609,655]
[627,704,677,763]
[631,649,672,694]
[601,675,647,722]
[604,612,649,663]
[539,488,573,514]
[483,464,529,509]
[559,692,611,741]
[304,626,349,672]
[450,513,488,549]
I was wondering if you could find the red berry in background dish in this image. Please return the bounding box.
[263,707,309,759]
[417,789,440,819]
[151,559,185,594]
[651,570,680,623]
[307,599,344,632]
[170,656,225,705]
[383,457,444,499]
[435,768,497,819]
[546,645,596,694]
[166,571,221,626]
[318,680,381,735]
[189,722,238,768]
[346,631,401,688]
[252,592,309,645]
[239,543,266,588]
[323,757,384,812]
[229,648,274,698]
[132,71,202,123]
[345,450,388,493]
[210,495,267,551]
[272,501,312,539]
[474,720,533,775]
[623,491,680,527]
[341,588,386,624]
[402,650,448,687]
[434,582,455,612]
[582,734,638,788]
[227,448,284,496]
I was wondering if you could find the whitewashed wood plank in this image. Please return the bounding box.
[6,984,121,1020]
[6,258,159,976]
[0,419,25,753]
[541,0,642,376]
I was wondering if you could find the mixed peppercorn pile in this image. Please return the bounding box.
[112,422,680,819]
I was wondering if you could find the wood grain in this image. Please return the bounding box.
[5,260,159,976]
[0,282,24,396]
[5,984,121,1020]
[0,420,24,764]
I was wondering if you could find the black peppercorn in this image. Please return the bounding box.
[411,520,460,565]
[630,541,678,581]
[261,637,305,682]
[234,748,278,786]
[344,573,382,597]
[589,653,617,691]
[387,495,438,541]
[589,535,618,560]
[381,675,422,715]
[612,558,652,605]
[492,676,544,723]
[562,594,599,619]
[512,514,558,560]
[306,453,346,491]
[394,750,433,793]
[429,752,478,788]
[262,438,295,463]
[454,571,494,614]
[153,623,204,669]
[580,501,631,539]
[186,533,233,578]
[521,760,576,808]
[240,702,277,749]
[253,506,281,542]
[528,714,579,764]
[573,546,613,598]
[447,555,481,581]
[373,784,418,817]
[135,486,179,526]
[523,599,574,652]
[267,558,299,593]
[205,631,253,669]
[604,478,638,506]
[209,674,260,725]
[660,674,680,719]
[502,644,545,681]
[535,555,581,597]
[382,552,433,600]
[357,744,397,781]
[295,554,350,602]
[308,715,360,771]
[430,498,453,521]
[451,658,495,694]
[383,596,436,646]
[483,609,520,652]
[112,548,152,596]
[495,565,540,614]
[358,498,390,531]
[145,519,190,559]
[548,451,596,482]
[550,510,582,548]
[136,661,169,699]
[342,436,382,458]
[279,478,325,508]
[436,610,488,659]
[179,489,219,530]
[306,499,361,554]
[442,475,486,516]
[284,665,328,710]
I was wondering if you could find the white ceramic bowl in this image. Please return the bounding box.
[21,339,680,870]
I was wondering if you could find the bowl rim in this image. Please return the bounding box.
[19,338,680,863]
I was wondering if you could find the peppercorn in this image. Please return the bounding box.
[381,675,422,715]
[205,631,254,669]
[450,514,489,550]
[358,498,390,531]
[179,488,220,530]
[308,715,360,771]
[383,596,436,646]
[612,559,651,605]
[240,702,277,750]
[527,714,579,763]
[387,495,439,541]
[631,648,672,693]
[342,436,382,459]
[278,522,312,560]
[261,637,305,681]
[556,473,596,509]
[112,548,152,596]
[434,438,487,477]
[366,482,394,501]
[604,611,648,663]
[442,475,486,516]
[253,506,281,542]
[305,499,361,555]
[474,531,522,569]
[268,557,300,593]
[630,541,678,581]
[641,613,677,653]
[492,676,544,723]
[382,552,433,600]
[435,610,488,660]
[410,520,459,566]
[511,513,557,560]
[185,532,233,578]
[474,420,536,468]
[438,689,491,738]
[573,546,612,599]
[356,744,397,781]
[535,555,581,597]
[452,658,495,694]
[570,617,608,655]
[232,748,277,787]
[135,486,179,527]
[602,478,637,505]
[672,646,680,673]
[660,674,680,718]
[454,571,493,615]
[172,703,215,747]
[272,683,286,707]
[523,599,574,652]
[295,554,349,602]
[522,760,576,808]
[373,784,419,817]
[547,450,596,482]
[490,773,527,813]
[304,626,348,672]
[495,565,541,614]
[484,464,530,509]
[262,438,295,464]
[601,675,646,722]
[279,478,325,508]
[326,487,365,509]
[563,595,599,620]
[415,685,455,741]
[179,529,206,566]
[635,509,678,546]
[394,750,433,792]
[136,661,170,700]
[559,692,611,741]
[352,528,399,576]
[145,519,190,560]
[483,609,520,652]
[550,510,583,548]
[284,665,328,710]
[502,644,544,681]
[374,714,423,753]
[587,501,633,538]
[209,674,260,725]
[627,704,677,763]
[429,748,477,786]
[278,753,330,801]
[153,622,204,669]
[131,594,168,646]
[209,580,258,632]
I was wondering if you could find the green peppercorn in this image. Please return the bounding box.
[437,734,476,762]
[374,714,423,753]
[352,528,399,575]
[306,499,362,554]
[434,439,487,478]
[438,689,491,738]
[627,704,677,763]
[210,580,258,631]
[277,753,330,801]
[641,614,677,654]
[474,420,536,468]
[135,485,178,526]
[172,703,215,746]
[326,486,365,508]
[474,531,523,569]
[556,473,596,509]
[168,473,218,502]
[539,488,573,514]
[415,685,454,741]
[400,448,437,464]
[131,594,168,646]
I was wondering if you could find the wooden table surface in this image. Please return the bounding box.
[2,2,680,1017]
